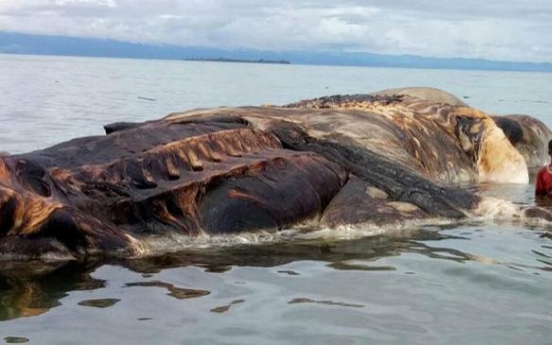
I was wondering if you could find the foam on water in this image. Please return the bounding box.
[475,196,552,227]
[126,195,552,258]
[129,229,299,258]
[130,219,471,258]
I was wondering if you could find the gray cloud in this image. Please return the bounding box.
[0,0,551,62]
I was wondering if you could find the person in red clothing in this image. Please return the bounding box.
[535,140,552,205]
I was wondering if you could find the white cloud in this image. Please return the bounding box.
[54,0,117,7]
[0,0,551,62]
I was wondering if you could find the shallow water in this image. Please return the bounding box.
[1,54,552,344]
[1,225,552,345]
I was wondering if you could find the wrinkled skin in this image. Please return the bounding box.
[370,87,552,169]
[370,86,469,107]
[0,89,550,261]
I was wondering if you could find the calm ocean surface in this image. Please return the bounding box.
[1,54,552,344]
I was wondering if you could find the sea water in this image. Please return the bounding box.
[0,54,551,345]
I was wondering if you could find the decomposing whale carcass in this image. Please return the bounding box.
[0,87,551,261]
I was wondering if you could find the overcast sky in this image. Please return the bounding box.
[0,0,551,62]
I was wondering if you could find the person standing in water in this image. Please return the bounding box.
[535,140,552,205]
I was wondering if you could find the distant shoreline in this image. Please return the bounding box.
[184,57,291,65]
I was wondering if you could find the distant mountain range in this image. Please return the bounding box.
[1,31,551,72]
